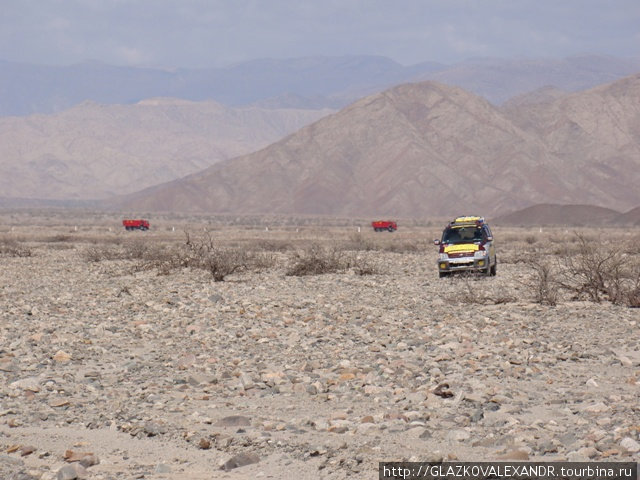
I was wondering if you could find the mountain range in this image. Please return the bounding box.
[2,54,639,116]
[0,99,332,199]
[111,73,640,217]
[494,204,640,226]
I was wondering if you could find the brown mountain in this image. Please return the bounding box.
[114,75,640,217]
[493,204,622,226]
[611,207,640,226]
[494,203,640,227]
[0,98,333,200]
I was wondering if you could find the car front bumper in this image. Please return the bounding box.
[438,256,489,273]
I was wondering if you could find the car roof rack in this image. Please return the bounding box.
[449,216,485,227]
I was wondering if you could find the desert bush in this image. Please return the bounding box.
[380,240,425,253]
[41,234,74,243]
[344,233,376,251]
[286,243,350,276]
[83,232,275,281]
[0,237,32,257]
[182,232,275,281]
[557,234,623,303]
[525,258,559,306]
[83,240,158,263]
[252,239,294,252]
[350,254,380,276]
[553,233,640,307]
[83,245,117,262]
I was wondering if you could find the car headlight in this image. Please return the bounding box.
[474,250,488,258]
[438,253,448,261]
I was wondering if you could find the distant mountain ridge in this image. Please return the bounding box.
[111,74,640,217]
[2,54,639,116]
[0,99,333,199]
[493,204,637,226]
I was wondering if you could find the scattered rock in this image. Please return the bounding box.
[53,350,72,363]
[221,452,260,471]
[620,437,640,453]
[56,463,87,480]
[215,415,252,427]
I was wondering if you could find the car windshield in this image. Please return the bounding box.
[442,226,483,244]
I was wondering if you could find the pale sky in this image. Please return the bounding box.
[2,0,639,68]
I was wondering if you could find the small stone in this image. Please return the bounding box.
[221,452,260,471]
[0,361,19,372]
[497,449,529,460]
[19,445,36,456]
[143,421,167,436]
[620,437,640,453]
[585,378,599,387]
[53,350,72,363]
[155,463,172,474]
[582,402,609,413]
[470,408,484,422]
[577,446,598,459]
[198,438,211,450]
[57,463,87,480]
[10,377,40,392]
[79,454,99,468]
[214,415,251,427]
[618,356,632,367]
[8,418,22,428]
[446,429,470,442]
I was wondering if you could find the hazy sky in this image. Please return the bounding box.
[2,0,639,68]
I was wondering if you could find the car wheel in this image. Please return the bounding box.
[490,261,497,276]
[439,271,449,278]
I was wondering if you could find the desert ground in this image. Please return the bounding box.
[0,211,639,479]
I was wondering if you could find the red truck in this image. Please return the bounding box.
[122,219,150,231]
[371,220,397,232]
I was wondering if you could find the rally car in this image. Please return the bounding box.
[434,216,497,278]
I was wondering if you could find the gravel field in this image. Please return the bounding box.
[1,214,639,479]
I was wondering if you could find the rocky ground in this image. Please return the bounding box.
[0,215,639,479]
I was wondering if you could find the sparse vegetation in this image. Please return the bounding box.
[0,236,33,257]
[523,232,640,307]
[525,258,559,306]
[286,243,350,276]
[555,233,639,306]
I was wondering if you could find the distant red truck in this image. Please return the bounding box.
[122,219,150,231]
[371,220,397,232]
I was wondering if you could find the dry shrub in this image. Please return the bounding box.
[252,239,294,252]
[350,255,380,276]
[527,232,640,307]
[0,237,32,257]
[181,232,275,281]
[380,240,424,253]
[83,232,274,281]
[556,233,637,305]
[286,243,349,276]
[83,245,118,262]
[526,258,559,306]
[83,240,161,263]
[344,233,376,251]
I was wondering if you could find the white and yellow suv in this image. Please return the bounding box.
[434,216,497,278]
